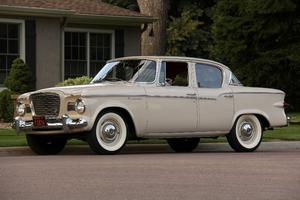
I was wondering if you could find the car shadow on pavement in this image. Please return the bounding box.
[1,142,299,156]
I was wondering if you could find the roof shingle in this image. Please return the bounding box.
[0,0,147,18]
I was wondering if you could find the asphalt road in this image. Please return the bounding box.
[0,142,300,200]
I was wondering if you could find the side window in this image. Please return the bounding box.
[161,61,189,87]
[195,63,222,88]
[135,60,157,82]
[229,73,243,86]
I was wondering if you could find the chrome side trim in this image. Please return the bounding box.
[221,92,283,95]
[83,94,197,99]
[149,95,196,99]
[217,91,284,98]
[84,91,283,99]
[82,94,146,98]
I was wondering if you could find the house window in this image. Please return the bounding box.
[90,33,111,77]
[0,23,20,84]
[64,32,87,79]
[64,31,113,80]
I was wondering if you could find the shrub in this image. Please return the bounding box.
[0,89,13,122]
[4,58,34,94]
[55,76,92,87]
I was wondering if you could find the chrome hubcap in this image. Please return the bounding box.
[101,121,119,143]
[240,122,253,140]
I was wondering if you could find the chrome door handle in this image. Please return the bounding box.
[223,94,233,98]
[186,93,196,96]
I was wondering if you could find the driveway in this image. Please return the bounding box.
[0,142,300,200]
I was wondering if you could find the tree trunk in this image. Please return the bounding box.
[137,0,168,56]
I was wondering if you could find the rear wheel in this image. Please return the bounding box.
[87,112,128,155]
[167,138,200,152]
[26,135,67,155]
[227,114,263,152]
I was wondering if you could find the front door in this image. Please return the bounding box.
[145,61,198,133]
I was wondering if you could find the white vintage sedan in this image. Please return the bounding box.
[14,56,288,155]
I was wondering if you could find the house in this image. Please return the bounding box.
[0,0,154,89]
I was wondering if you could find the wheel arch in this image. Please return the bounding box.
[95,106,137,140]
[232,110,271,130]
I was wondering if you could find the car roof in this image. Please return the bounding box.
[108,56,230,70]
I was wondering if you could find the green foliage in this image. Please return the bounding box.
[174,73,188,86]
[166,0,215,58]
[0,89,13,122]
[4,58,34,94]
[56,76,92,87]
[166,6,202,56]
[211,0,300,110]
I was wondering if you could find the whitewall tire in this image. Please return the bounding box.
[227,114,263,152]
[88,112,128,155]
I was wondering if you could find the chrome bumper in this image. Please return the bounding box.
[13,115,88,133]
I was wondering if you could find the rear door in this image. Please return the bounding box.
[194,63,234,132]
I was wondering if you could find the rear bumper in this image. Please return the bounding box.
[13,115,88,133]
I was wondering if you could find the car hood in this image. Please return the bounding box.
[19,82,141,99]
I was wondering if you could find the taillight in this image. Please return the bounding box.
[283,101,289,109]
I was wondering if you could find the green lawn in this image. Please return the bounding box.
[288,112,300,123]
[0,113,299,147]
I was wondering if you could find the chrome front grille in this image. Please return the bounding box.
[30,93,60,116]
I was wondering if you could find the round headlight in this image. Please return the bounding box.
[17,103,26,116]
[75,99,85,114]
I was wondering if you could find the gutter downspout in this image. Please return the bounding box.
[60,17,68,82]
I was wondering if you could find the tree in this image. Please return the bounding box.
[211,0,300,110]
[166,0,215,57]
[137,0,169,55]
[103,0,169,56]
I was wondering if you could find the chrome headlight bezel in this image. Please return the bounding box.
[16,101,26,116]
[75,99,85,114]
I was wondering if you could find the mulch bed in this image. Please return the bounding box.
[0,123,11,129]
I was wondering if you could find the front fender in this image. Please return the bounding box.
[83,98,146,135]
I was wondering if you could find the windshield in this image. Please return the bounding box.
[91,59,157,83]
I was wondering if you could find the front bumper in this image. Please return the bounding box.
[13,115,88,133]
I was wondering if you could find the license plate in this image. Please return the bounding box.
[33,116,46,127]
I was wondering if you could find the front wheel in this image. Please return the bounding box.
[87,112,128,155]
[167,138,200,152]
[227,114,263,152]
[26,135,67,155]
